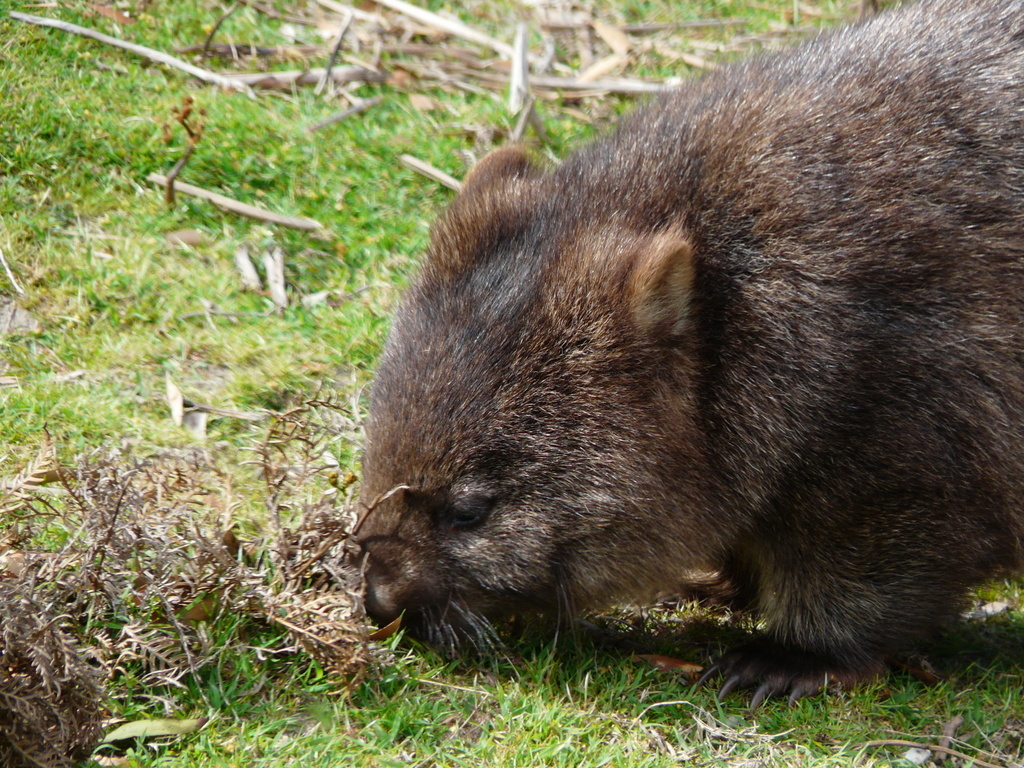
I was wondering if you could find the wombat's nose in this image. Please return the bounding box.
[363,571,403,626]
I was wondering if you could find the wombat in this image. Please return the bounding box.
[356,0,1024,705]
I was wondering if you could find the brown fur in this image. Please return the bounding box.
[357,0,1024,702]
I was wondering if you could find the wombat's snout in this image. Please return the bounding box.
[361,561,403,626]
[356,532,444,630]
[351,531,402,625]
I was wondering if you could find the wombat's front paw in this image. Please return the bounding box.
[697,640,884,708]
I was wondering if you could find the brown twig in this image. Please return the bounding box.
[164,145,195,204]
[10,12,255,95]
[316,8,354,95]
[306,96,383,132]
[350,484,411,540]
[147,173,324,230]
[162,97,206,205]
[201,2,240,59]
[178,42,318,58]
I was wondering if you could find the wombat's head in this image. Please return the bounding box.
[357,147,712,648]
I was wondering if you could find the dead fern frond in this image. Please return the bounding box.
[0,435,58,521]
[1,393,380,762]
[0,582,107,768]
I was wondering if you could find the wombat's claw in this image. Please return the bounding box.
[697,641,882,708]
[695,661,723,690]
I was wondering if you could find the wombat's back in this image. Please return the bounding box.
[559,0,1024,547]
[360,0,1024,704]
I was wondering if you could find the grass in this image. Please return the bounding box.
[3,0,1024,765]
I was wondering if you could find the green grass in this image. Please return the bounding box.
[3,0,1024,765]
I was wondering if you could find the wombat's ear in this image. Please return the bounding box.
[627,231,695,337]
[460,145,541,194]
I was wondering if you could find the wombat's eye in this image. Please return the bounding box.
[446,492,494,529]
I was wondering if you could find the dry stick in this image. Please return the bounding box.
[178,43,315,58]
[541,19,748,31]
[306,96,383,132]
[507,96,548,144]
[399,155,461,192]
[10,12,255,96]
[316,7,353,95]
[0,248,25,297]
[182,399,266,422]
[201,2,240,59]
[511,95,547,144]
[226,66,385,88]
[459,67,665,94]
[163,143,195,204]
[164,98,206,204]
[371,0,514,58]
[147,173,323,230]
[857,739,1006,768]
[508,21,529,113]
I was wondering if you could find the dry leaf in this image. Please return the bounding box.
[408,93,438,111]
[102,717,208,743]
[94,756,130,766]
[302,289,332,308]
[84,3,135,24]
[387,68,416,88]
[0,551,27,577]
[55,369,88,383]
[680,52,715,70]
[165,229,205,247]
[179,594,219,623]
[234,243,262,291]
[0,298,42,335]
[889,658,941,685]
[165,374,184,426]
[577,54,629,84]
[368,614,402,641]
[263,246,288,309]
[592,20,630,57]
[964,600,1010,619]
[636,653,704,681]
